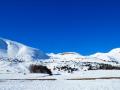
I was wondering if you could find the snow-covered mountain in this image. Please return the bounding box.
[1,37,120,63]
[48,49,120,63]
[0,38,120,73]
[0,38,49,61]
[90,48,120,63]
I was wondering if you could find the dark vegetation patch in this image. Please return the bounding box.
[29,64,52,75]
[53,65,78,73]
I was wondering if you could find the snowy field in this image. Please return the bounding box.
[0,79,120,90]
[0,70,120,80]
[0,70,120,90]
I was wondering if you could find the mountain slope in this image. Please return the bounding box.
[0,38,49,61]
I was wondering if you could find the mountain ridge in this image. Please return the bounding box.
[0,38,120,63]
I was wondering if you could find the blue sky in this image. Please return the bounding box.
[0,0,120,55]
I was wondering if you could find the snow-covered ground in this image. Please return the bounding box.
[0,70,120,90]
[0,70,120,80]
[0,71,120,90]
[0,79,120,90]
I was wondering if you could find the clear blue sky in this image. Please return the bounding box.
[0,0,120,55]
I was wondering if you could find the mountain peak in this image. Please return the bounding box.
[109,48,120,54]
[0,38,49,61]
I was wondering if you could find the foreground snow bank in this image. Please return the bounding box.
[0,79,120,90]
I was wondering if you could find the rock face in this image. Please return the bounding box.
[0,38,49,61]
